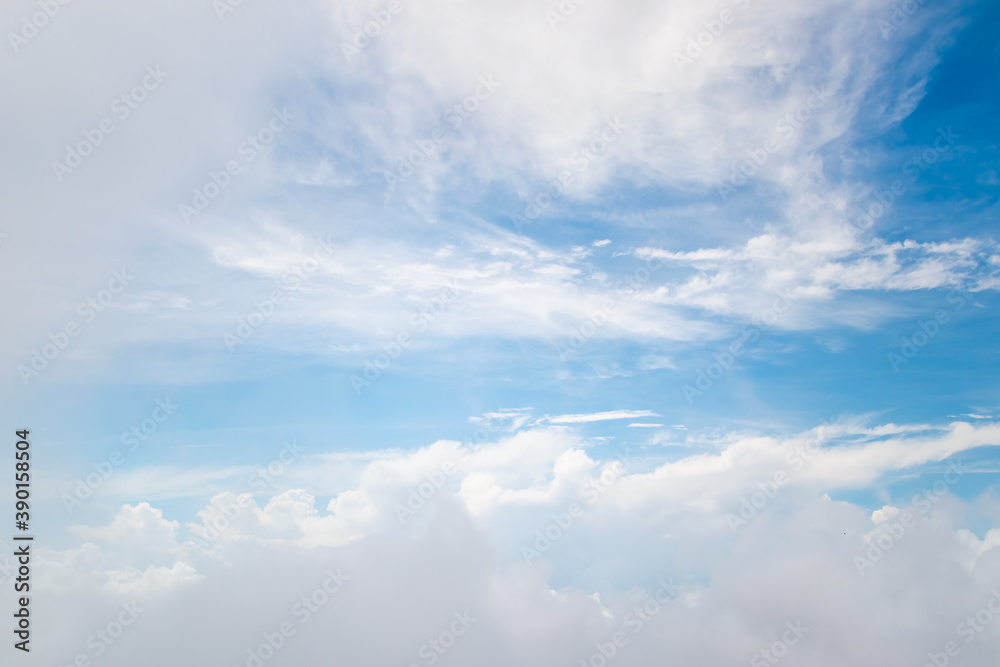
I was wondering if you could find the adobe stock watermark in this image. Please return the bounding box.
[51,66,168,182]
[189,440,305,553]
[556,257,663,361]
[394,459,458,524]
[545,0,590,31]
[179,107,294,223]
[350,280,462,394]
[887,306,959,373]
[717,87,832,202]
[17,269,133,385]
[673,0,753,72]
[850,126,959,234]
[887,259,999,372]
[749,620,809,667]
[521,447,632,563]
[232,568,348,667]
[8,0,75,55]
[877,0,927,39]
[578,578,681,667]
[511,118,627,233]
[919,590,1000,667]
[53,601,144,667]
[726,432,823,533]
[853,460,965,576]
[224,237,335,351]
[340,0,407,61]
[213,0,253,21]
[61,398,179,513]
[682,290,797,404]
[394,410,525,523]
[407,611,477,667]
[384,76,501,194]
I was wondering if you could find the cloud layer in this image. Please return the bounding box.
[28,416,1000,666]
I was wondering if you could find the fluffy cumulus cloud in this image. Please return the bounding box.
[26,416,1000,666]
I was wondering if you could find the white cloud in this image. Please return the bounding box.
[548,410,661,424]
[5,1,998,665]
[33,417,1000,666]
[0,0,982,387]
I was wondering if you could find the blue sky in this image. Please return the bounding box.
[3,0,1000,665]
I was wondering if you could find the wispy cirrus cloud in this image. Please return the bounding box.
[547,409,661,424]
